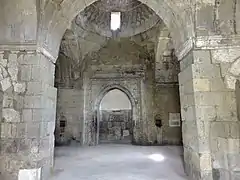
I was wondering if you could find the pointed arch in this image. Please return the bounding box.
[100,89,132,110]
[40,0,194,59]
[95,84,136,112]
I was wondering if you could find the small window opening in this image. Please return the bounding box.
[60,120,66,128]
[60,119,66,134]
[111,12,121,30]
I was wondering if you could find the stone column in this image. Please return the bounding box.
[179,50,215,180]
[0,50,57,180]
[179,49,240,180]
[139,51,157,145]
[210,48,240,180]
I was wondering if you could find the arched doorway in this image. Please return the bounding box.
[94,84,137,145]
[98,89,133,144]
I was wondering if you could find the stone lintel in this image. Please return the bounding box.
[176,35,240,61]
[0,43,57,64]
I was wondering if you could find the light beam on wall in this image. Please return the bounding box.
[111,12,121,30]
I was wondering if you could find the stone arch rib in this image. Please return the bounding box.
[40,0,194,59]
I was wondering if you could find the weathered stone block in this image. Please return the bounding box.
[26,122,40,138]
[24,96,42,108]
[192,64,221,79]
[2,108,21,122]
[22,109,33,122]
[8,67,18,82]
[178,65,193,84]
[193,50,211,64]
[32,109,43,122]
[31,65,43,82]
[212,152,228,170]
[1,123,12,138]
[1,77,12,92]
[114,127,121,137]
[20,65,32,81]
[181,105,196,121]
[180,94,195,108]
[26,82,43,95]
[211,122,230,138]
[8,54,17,65]
[224,75,236,90]
[14,83,26,94]
[18,168,41,180]
[182,80,194,94]
[195,105,216,121]
[123,130,130,137]
[209,78,229,92]
[229,123,240,139]
[193,78,210,92]
[40,122,49,138]
[211,49,240,64]
[227,153,240,171]
[200,153,212,171]
[194,92,229,106]
[19,54,40,65]
[230,58,240,76]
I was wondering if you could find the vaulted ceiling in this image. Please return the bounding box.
[59,0,164,63]
[73,0,161,38]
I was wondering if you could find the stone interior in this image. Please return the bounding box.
[99,89,133,143]
[0,0,240,180]
[99,110,132,143]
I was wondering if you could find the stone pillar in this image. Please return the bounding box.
[210,48,240,180]
[0,50,57,180]
[139,51,157,145]
[179,50,215,179]
[179,49,240,180]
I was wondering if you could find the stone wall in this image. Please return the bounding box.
[99,110,132,143]
[81,38,150,145]
[54,33,182,146]
[0,51,57,180]
[1,1,240,180]
[179,49,240,180]
[55,89,83,146]
[83,77,141,145]
[154,34,181,145]
[155,84,181,145]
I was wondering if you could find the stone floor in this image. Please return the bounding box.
[51,144,189,180]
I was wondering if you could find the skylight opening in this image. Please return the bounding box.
[111,12,121,30]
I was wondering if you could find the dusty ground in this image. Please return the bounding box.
[51,144,188,180]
